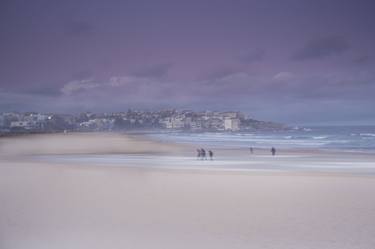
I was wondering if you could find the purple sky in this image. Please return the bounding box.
[1,0,375,124]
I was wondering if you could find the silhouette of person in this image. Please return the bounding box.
[196,149,201,160]
[250,147,253,154]
[271,147,276,156]
[208,150,213,160]
[201,148,206,160]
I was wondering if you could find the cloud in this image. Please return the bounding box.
[71,70,94,80]
[0,90,56,112]
[60,79,101,95]
[352,55,372,65]
[195,72,267,98]
[273,72,294,81]
[204,67,238,80]
[7,85,61,97]
[60,75,166,97]
[132,63,172,78]
[2,70,375,124]
[238,49,265,64]
[292,36,350,61]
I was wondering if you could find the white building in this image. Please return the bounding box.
[10,121,34,130]
[159,118,172,129]
[161,117,185,129]
[224,118,240,131]
[171,117,185,129]
[184,117,192,129]
[79,119,113,130]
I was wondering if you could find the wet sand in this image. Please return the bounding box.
[1,133,375,249]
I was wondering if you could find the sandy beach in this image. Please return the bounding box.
[1,133,375,249]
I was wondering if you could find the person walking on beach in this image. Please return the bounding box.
[208,150,213,160]
[201,148,206,160]
[250,147,253,154]
[196,148,201,160]
[271,147,276,156]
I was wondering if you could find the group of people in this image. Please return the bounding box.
[196,147,276,160]
[196,148,214,160]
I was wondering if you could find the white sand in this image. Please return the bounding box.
[1,133,375,249]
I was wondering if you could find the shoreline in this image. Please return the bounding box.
[1,132,375,176]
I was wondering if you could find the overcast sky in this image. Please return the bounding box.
[1,0,375,125]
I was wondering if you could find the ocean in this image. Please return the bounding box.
[147,126,375,152]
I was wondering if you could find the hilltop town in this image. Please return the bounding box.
[0,110,287,134]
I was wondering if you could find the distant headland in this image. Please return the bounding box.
[0,109,289,134]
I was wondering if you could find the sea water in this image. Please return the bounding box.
[147,126,375,152]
